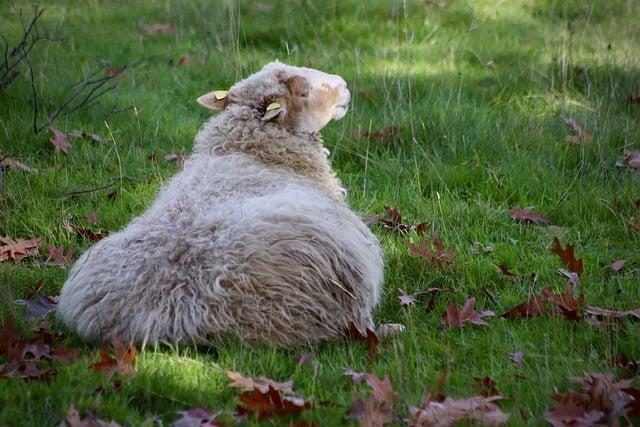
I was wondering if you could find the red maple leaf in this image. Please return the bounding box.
[443,298,494,328]
[406,236,455,269]
[345,322,379,360]
[89,338,136,380]
[551,238,584,275]
[237,386,311,421]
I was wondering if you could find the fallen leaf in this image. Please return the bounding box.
[0,236,41,262]
[171,407,224,427]
[562,115,593,143]
[344,369,366,383]
[611,260,625,272]
[509,351,525,368]
[398,288,443,307]
[623,150,640,171]
[164,152,185,169]
[364,373,399,407]
[85,213,99,224]
[406,236,455,269]
[68,130,104,143]
[443,298,494,328]
[0,156,37,173]
[628,96,640,105]
[557,268,580,285]
[50,345,82,362]
[509,207,550,225]
[176,55,191,66]
[474,377,500,397]
[226,371,293,394]
[376,323,405,338]
[501,294,547,319]
[50,125,72,154]
[551,237,584,275]
[60,405,122,427]
[361,126,403,143]
[470,241,493,254]
[89,338,136,381]
[585,306,640,320]
[498,264,517,277]
[14,295,57,318]
[71,226,107,242]
[409,395,509,426]
[345,322,378,360]
[237,386,311,421]
[142,23,176,35]
[46,245,74,267]
[347,398,394,427]
[366,206,429,234]
[483,288,497,303]
[542,283,585,322]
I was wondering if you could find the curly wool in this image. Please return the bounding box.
[57,66,384,347]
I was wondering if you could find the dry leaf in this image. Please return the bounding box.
[0,236,41,262]
[226,371,293,394]
[50,125,72,154]
[376,323,405,338]
[562,115,593,143]
[443,298,494,328]
[0,156,37,173]
[237,386,311,421]
[406,236,455,269]
[409,395,509,426]
[509,207,550,225]
[509,351,525,368]
[551,238,584,275]
[89,338,136,380]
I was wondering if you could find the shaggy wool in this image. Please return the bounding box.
[57,62,384,347]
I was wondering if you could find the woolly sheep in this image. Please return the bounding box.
[57,62,384,347]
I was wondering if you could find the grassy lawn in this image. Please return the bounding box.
[1,0,639,425]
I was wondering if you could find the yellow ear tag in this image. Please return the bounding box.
[213,90,229,100]
[266,102,281,111]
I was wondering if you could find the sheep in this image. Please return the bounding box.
[57,62,384,347]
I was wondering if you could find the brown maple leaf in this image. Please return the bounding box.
[501,294,547,319]
[226,371,293,394]
[347,398,394,427]
[89,338,136,380]
[46,245,74,267]
[60,405,122,427]
[443,298,494,328]
[364,373,399,407]
[406,236,455,269]
[237,386,311,421]
[50,125,72,154]
[509,207,551,225]
[585,306,640,321]
[345,322,379,360]
[366,206,429,235]
[474,377,500,397]
[0,236,41,262]
[68,130,104,143]
[542,283,585,322]
[409,395,509,426]
[551,237,584,275]
[0,155,37,173]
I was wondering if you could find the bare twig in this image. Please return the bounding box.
[0,6,45,89]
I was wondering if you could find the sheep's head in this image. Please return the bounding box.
[197,62,350,133]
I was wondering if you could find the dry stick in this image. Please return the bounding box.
[0,7,46,88]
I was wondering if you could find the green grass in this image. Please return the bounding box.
[1,0,639,425]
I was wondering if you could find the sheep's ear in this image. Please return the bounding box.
[261,102,286,122]
[197,90,229,111]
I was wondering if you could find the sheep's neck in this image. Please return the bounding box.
[195,114,347,203]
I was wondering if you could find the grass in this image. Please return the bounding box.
[1,0,639,425]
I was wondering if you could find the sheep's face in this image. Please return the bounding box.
[197,62,350,133]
